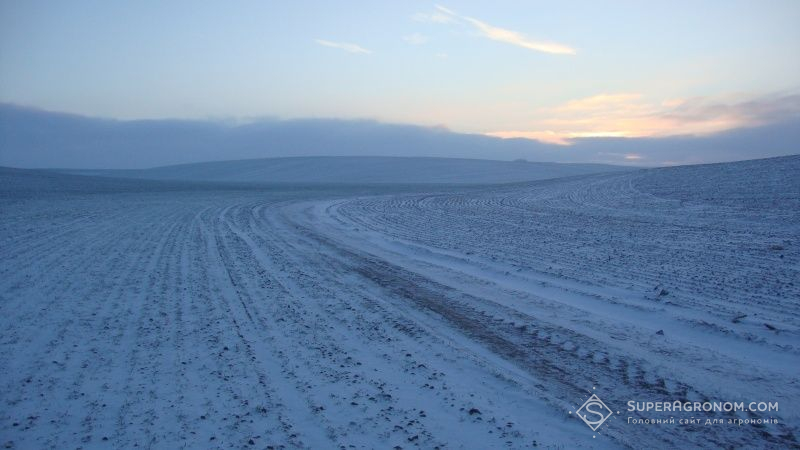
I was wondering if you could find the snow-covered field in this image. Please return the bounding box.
[1,156,798,449]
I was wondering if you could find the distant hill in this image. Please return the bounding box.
[62,156,634,185]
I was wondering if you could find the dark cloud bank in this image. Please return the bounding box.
[0,103,797,169]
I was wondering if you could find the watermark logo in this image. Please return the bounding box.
[567,386,780,442]
[576,394,613,431]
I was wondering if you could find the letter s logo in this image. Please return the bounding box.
[575,394,612,431]
[578,401,607,427]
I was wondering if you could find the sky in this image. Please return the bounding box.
[1,0,799,149]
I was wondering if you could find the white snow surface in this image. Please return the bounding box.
[1,155,798,449]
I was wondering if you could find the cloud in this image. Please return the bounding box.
[412,11,454,24]
[3,102,797,169]
[403,33,428,45]
[658,93,800,127]
[427,5,575,55]
[486,92,800,145]
[434,5,458,15]
[553,93,644,114]
[314,39,372,54]
[459,16,576,55]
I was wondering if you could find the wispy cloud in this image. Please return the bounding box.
[403,33,428,45]
[412,11,454,24]
[425,5,575,55]
[457,17,576,55]
[314,39,372,54]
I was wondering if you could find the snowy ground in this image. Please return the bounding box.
[1,156,798,449]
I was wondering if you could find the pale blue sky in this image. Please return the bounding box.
[1,0,798,142]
